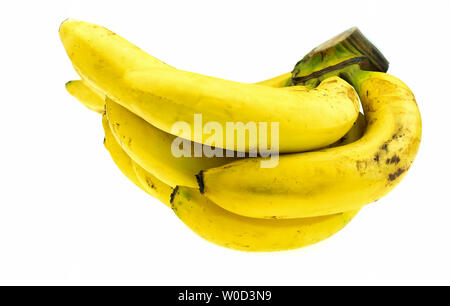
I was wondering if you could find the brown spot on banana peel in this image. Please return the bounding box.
[356,160,368,174]
[388,168,405,181]
[392,127,404,140]
[169,186,179,206]
[145,177,156,190]
[386,155,400,165]
[373,153,380,163]
[196,171,205,194]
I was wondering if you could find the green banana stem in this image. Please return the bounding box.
[339,65,372,94]
[291,27,388,90]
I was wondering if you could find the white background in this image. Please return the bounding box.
[0,0,449,285]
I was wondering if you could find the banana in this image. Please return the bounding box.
[106,98,238,188]
[197,67,421,219]
[171,186,359,252]
[60,19,360,153]
[66,80,105,113]
[102,115,172,206]
[66,71,292,115]
[122,71,359,153]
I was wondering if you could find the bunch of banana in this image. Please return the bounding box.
[61,20,421,252]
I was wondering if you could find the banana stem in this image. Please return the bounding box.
[338,65,372,95]
[291,27,388,89]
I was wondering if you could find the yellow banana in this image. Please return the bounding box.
[106,99,238,188]
[102,115,172,206]
[198,69,421,219]
[66,71,292,115]
[171,186,359,252]
[123,71,359,153]
[66,80,105,113]
[60,19,360,153]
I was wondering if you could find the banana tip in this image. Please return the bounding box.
[196,171,205,194]
[59,18,71,33]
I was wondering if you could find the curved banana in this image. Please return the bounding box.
[106,99,238,188]
[69,70,293,113]
[171,186,359,252]
[66,72,292,115]
[102,115,172,206]
[198,70,421,219]
[60,19,360,153]
[66,80,105,113]
[123,71,359,153]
